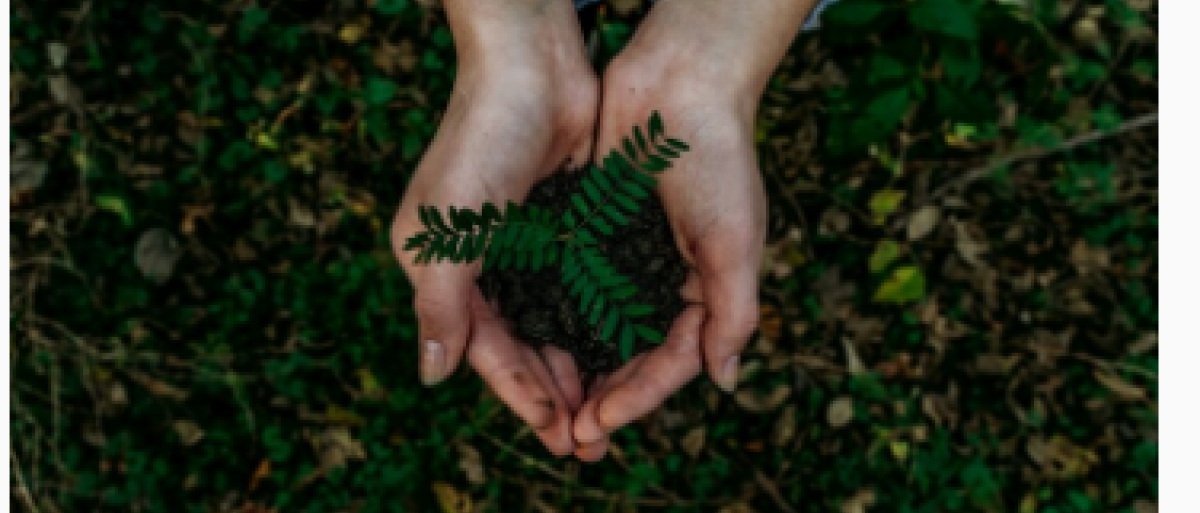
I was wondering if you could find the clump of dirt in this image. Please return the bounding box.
[478,169,688,375]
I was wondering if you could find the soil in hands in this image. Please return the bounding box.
[478,168,689,376]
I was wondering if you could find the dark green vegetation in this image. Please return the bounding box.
[405,112,689,369]
[10,1,1157,512]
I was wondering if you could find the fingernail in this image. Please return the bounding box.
[717,354,740,393]
[420,340,445,386]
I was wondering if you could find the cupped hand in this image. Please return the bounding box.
[390,0,601,457]
[570,0,819,460]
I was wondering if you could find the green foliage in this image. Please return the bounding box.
[404,112,687,358]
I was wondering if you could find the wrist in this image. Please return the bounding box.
[619,0,817,108]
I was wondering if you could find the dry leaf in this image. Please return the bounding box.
[48,74,81,106]
[11,139,48,192]
[126,371,189,401]
[682,425,706,459]
[828,396,854,428]
[135,228,183,283]
[907,206,940,240]
[841,489,876,513]
[1093,371,1147,401]
[456,443,486,486]
[47,41,69,68]
[841,338,868,376]
[773,405,798,447]
[432,482,473,513]
[735,384,792,413]
[173,420,205,446]
[248,459,270,492]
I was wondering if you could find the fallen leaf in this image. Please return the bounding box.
[95,194,134,227]
[11,139,48,192]
[735,384,792,413]
[173,420,204,446]
[1093,371,1147,401]
[126,371,188,401]
[868,240,902,274]
[906,206,940,240]
[135,228,183,283]
[773,405,798,447]
[828,396,854,428]
[248,459,270,492]
[869,189,906,222]
[48,74,82,106]
[873,266,926,304]
[841,489,876,513]
[432,482,472,513]
[456,443,485,486]
[841,338,868,376]
[682,425,706,458]
[47,41,69,68]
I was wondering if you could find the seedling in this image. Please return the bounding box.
[403,111,689,360]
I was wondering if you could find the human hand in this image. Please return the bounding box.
[570,0,817,462]
[390,0,599,456]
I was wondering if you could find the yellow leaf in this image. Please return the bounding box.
[254,131,278,151]
[325,404,366,426]
[889,440,909,461]
[868,189,906,223]
[339,24,365,44]
[432,482,472,513]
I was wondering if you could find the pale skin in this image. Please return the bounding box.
[391,0,817,461]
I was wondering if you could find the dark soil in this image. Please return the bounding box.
[478,169,689,376]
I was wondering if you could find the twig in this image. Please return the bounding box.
[10,451,43,513]
[752,467,799,513]
[919,111,1158,209]
[764,168,815,261]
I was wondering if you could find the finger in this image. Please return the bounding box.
[518,345,576,456]
[696,239,761,393]
[573,375,612,463]
[541,345,583,413]
[594,305,706,433]
[468,297,574,456]
[573,354,647,445]
[412,270,476,387]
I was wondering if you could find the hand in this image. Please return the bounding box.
[390,0,599,457]
[570,0,816,462]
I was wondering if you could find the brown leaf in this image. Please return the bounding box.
[173,420,205,447]
[772,405,798,447]
[1093,371,1147,401]
[735,384,792,413]
[248,459,270,492]
[906,206,940,240]
[126,370,189,401]
[682,425,706,459]
[841,489,876,513]
[456,443,486,486]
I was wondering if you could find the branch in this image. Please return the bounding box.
[921,111,1158,207]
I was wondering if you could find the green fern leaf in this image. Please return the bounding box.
[571,194,589,219]
[429,207,452,234]
[592,217,614,236]
[581,282,596,315]
[649,111,665,140]
[601,310,619,341]
[611,284,637,300]
[403,232,429,251]
[481,202,501,225]
[622,137,639,163]
[575,228,598,246]
[624,304,654,318]
[601,204,629,226]
[634,325,665,343]
[619,324,635,361]
[589,296,606,326]
[665,138,689,151]
[582,179,603,206]
[634,125,649,154]
[655,143,679,159]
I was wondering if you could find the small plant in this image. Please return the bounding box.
[403,112,689,360]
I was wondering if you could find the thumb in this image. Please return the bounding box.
[697,238,761,393]
[413,267,475,387]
